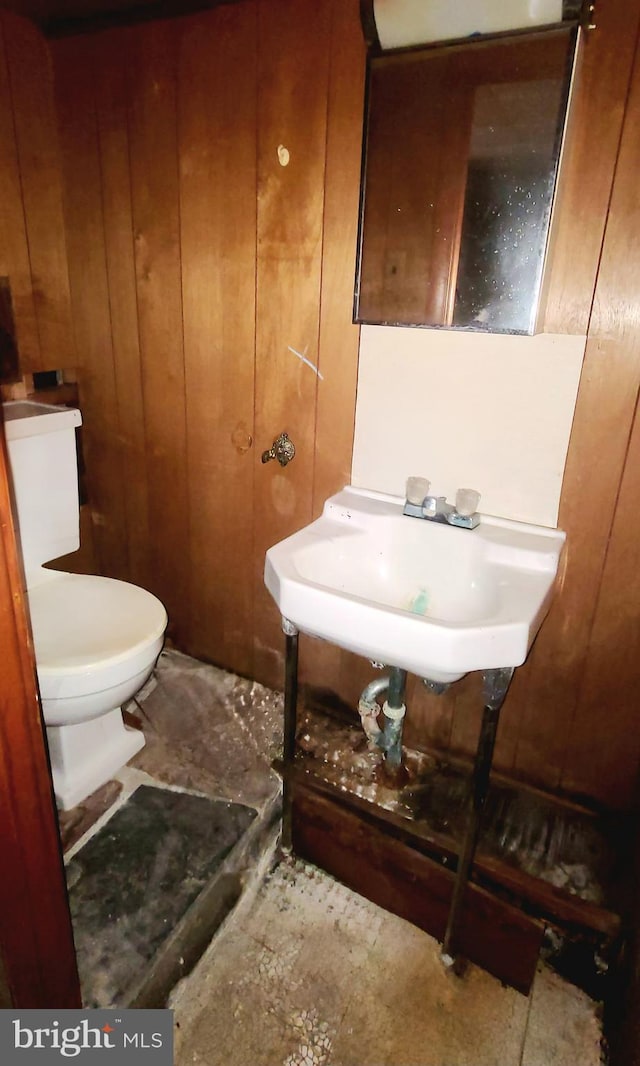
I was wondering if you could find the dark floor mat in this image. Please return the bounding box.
[67,784,256,1007]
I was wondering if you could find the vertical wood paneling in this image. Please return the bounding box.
[487,9,640,800]
[53,37,129,580]
[179,4,257,675]
[541,0,640,335]
[301,0,365,695]
[0,15,40,371]
[420,1,640,804]
[564,404,640,806]
[558,44,640,806]
[127,21,189,637]
[509,267,640,786]
[92,31,150,590]
[253,0,333,687]
[3,13,73,369]
[47,0,640,809]
[312,0,365,515]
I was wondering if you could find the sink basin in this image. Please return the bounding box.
[264,486,565,683]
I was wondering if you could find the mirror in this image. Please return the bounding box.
[354,28,577,334]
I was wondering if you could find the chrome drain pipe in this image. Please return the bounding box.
[357,668,407,770]
[357,676,388,747]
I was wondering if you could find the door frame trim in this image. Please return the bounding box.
[0,418,80,1007]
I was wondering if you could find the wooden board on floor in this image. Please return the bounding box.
[287,763,621,940]
[292,784,543,996]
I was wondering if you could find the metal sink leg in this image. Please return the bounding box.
[281,618,299,851]
[442,666,514,970]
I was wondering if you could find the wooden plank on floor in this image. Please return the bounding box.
[292,784,543,995]
[178,3,257,675]
[289,767,621,940]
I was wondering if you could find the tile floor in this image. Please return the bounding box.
[172,858,604,1066]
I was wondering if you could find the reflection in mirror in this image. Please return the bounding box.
[355,28,577,334]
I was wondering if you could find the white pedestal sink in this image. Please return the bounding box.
[264,486,565,683]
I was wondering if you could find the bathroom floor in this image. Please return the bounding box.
[59,649,283,1008]
[59,649,604,1064]
[172,857,604,1066]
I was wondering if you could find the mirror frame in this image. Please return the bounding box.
[353,20,581,334]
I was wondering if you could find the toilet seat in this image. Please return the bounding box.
[28,571,167,699]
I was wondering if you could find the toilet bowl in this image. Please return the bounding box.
[29,569,167,809]
[3,400,168,810]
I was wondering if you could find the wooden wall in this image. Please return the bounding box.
[387,0,640,811]
[48,0,640,811]
[0,10,73,374]
[51,0,365,679]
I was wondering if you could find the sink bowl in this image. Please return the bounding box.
[264,486,565,683]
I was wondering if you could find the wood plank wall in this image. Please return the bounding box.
[391,0,640,811]
[51,0,365,673]
[49,0,640,810]
[0,11,73,374]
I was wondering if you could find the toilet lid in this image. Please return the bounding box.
[28,573,168,673]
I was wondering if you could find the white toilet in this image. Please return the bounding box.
[3,400,167,810]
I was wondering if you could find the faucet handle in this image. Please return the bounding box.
[406,476,430,504]
[455,488,480,516]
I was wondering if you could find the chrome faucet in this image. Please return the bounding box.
[403,478,481,530]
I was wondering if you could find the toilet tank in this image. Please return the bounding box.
[2,401,83,575]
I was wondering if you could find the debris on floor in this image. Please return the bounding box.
[130,649,284,807]
[58,650,605,1064]
[297,705,622,908]
[172,858,604,1066]
[68,785,256,1007]
[62,649,283,1008]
